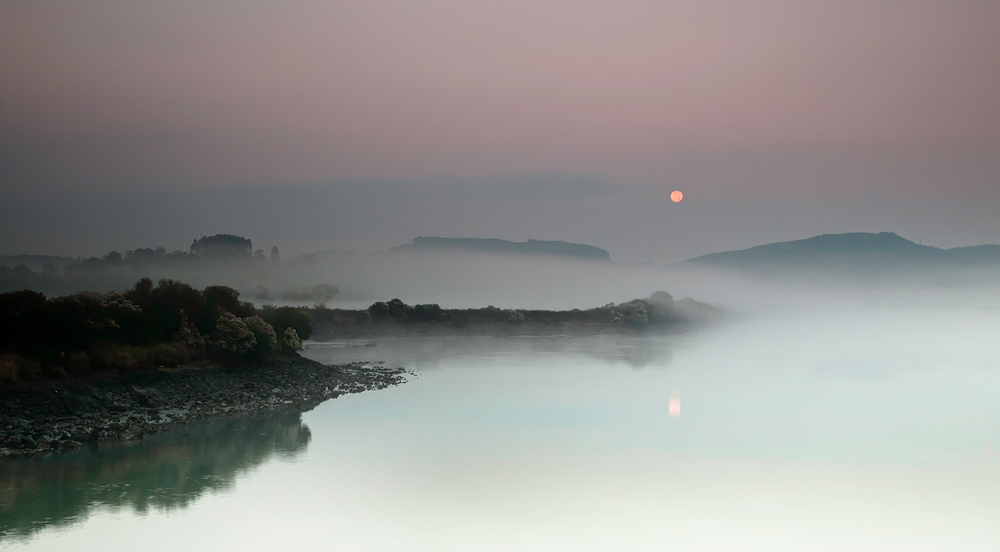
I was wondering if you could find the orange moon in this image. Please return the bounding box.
[670,190,683,202]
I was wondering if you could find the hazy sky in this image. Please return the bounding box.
[2,1,999,260]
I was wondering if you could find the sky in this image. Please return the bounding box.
[2,0,999,262]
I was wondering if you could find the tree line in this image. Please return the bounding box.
[0,278,312,383]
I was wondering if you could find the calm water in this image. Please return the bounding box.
[3,306,1000,551]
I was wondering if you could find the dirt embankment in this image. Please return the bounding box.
[0,357,408,457]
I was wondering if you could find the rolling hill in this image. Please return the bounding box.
[684,232,1000,275]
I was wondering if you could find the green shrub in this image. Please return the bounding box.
[262,306,312,342]
[282,328,303,351]
[214,312,256,356]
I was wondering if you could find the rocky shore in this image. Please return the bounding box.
[0,357,408,457]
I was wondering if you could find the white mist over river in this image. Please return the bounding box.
[5,304,1000,551]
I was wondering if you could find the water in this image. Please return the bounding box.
[3,305,1000,550]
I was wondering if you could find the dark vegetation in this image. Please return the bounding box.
[0,278,313,383]
[189,234,253,260]
[0,234,338,304]
[306,291,718,339]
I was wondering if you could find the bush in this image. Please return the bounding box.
[262,306,312,341]
[174,312,206,347]
[411,303,442,322]
[0,278,284,378]
[214,312,256,356]
[204,285,253,319]
[243,315,278,359]
[282,328,303,351]
[611,301,649,327]
[368,299,412,323]
[505,310,526,324]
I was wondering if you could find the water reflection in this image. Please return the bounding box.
[9,307,1000,550]
[0,412,310,542]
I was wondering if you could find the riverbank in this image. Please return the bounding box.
[0,357,408,457]
[309,320,702,340]
[307,293,721,341]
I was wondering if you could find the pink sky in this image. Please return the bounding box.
[3,1,1000,259]
[2,0,999,190]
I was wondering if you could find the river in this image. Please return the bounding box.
[3,305,1000,551]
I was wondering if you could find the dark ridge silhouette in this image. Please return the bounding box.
[683,232,1000,274]
[393,237,611,261]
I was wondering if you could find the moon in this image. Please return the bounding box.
[671,190,683,203]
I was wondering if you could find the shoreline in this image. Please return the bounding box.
[0,357,409,457]
[309,320,705,341]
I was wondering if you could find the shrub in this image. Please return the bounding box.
[411,303,442,322]
[505,310,526,324]
[262,306,312,341]
[204,285,253,319]
[214,312,256,356]
[368,301,390,322]
[243,315,278,359]
[283,328,303,351]
[612,301,649,327]
[174,312,206,347]
[368,299,412,323]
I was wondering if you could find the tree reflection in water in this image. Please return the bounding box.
[0,412,310,542]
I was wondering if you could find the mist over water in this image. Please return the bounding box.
[6,293,1000,551]
[5,0,1000,548]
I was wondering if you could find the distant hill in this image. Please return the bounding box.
[393,237,611,261]
[684,232,1000,275]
